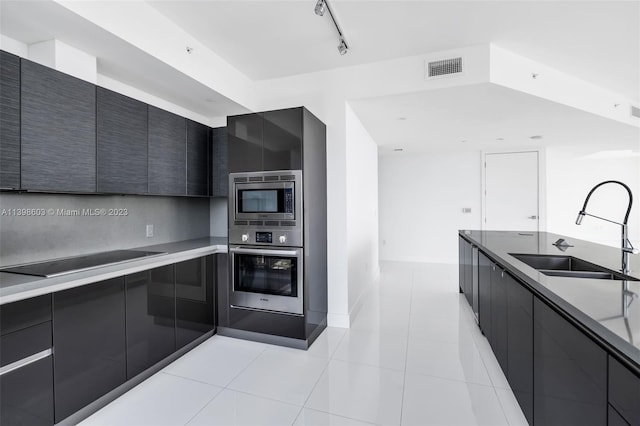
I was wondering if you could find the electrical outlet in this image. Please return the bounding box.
[146,224,154,238]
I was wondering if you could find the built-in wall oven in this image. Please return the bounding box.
[228,170,304,315]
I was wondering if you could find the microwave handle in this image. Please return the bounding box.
[229,247,300,257]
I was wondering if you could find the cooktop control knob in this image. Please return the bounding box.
[242,234,249,242]
[279,235,287,244]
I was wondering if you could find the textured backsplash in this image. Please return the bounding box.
[0,193,210,266]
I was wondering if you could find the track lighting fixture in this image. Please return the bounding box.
[314,0,349,55]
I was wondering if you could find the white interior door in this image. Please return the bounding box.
[484,151,539,231]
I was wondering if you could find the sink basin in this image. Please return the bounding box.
[509,253,639,281]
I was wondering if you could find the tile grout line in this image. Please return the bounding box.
[398,264,416,426]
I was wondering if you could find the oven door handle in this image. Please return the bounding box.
[229,247,301,257]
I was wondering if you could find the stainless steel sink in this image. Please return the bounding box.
[509,253,639,281]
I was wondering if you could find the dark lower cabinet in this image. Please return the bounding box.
[477,252,492,340]
[610,405,632,426]
[533,298,607,426]
[0,356,54,426]
[506,274,533,425]
[53,277,126,423]
[125,266,176,379]
[490,265,508,373]
[0,50,20,190]
[609,356,640,426]
[176,256,215,348]
[458,236,473,303]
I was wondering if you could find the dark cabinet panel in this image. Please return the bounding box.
[609,356,640,426]
[125,266,175,379]
[506,274,533,425]
[176,256,214,349]
[490,265,508,373]
[186,120,209,196]
[0,356,54,426]
[610,405,632,426]
[216,253,230,328]
[148,106,186,195]
[0,50,20,189]
[96,87,148,194]
[263,108,302,171]
[0,322,51,367]
[458,236,473,305]
[53,277,126,422]
[227,113,262,173]
[533,298,607,426]
[210,126,228,197]
[21,59,96,192]
[478,252,492,340]
[458,236,465,293]
[0,294,51,335]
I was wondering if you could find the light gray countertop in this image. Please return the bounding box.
[0,237,227,305]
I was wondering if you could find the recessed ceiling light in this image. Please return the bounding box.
[529,135,543,140]
[496,137,504,141]
[393,148,404,152]
[460,140,468,143]
[398,117,407,121]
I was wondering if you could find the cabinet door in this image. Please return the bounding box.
[609,405,632,426]
[478,252,492,339]
[490,265,508,373]
[53,277,126,423]
[0,50,20,189]
[210,126,228,197]
[148,106,186,195]
[0,356,54,426]
[96,87,148,194]
[506,274,533,425]
[263,108,302,171]
[609,356,640,426]
[227,113,262,173]
[125,266,175,379]
[463,241,473,306]
[21,59,96,193]
[533,298,607,426]
[458,236,466,293]
[176,256,214,349]
[186,120,209,196]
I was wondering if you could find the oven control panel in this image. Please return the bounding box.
[229,228,301,246]
[255,232,272,244]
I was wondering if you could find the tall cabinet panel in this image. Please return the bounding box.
[96,87,148,194]
[186,120,209,196]
[21,59,96,192]
[176,256,215,349]
[148,106,186,195]
[227,113,263,173]
[263,108,302,171]
[477,252,492,340]
[125,266,175,379]
[533,298,607,425]
[490,265,508,373]
[53,277,126,423]
[210,127,228,197]
[0,50,20,189]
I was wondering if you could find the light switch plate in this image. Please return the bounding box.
[462,208,472,213]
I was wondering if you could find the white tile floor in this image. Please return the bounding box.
[79,262,528,426]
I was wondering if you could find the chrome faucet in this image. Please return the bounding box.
[575,180,639,274]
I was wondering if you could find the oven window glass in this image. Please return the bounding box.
[235,253,298,297]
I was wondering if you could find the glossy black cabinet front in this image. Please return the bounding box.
[228,113,263,173]
[0,50,20,190]
[176,256,215,348]
[262,108,302,171]
[1,357,54,426]
[489,265,508,373]
[148,106,186,195]
[477,252,492,341]
[609,356,640,425]
[21,59,96,193]
[458,236,473,304]
[125,266,176,378]
[533,298,607,426]
[53,277,126,423]
[97,87,148,194]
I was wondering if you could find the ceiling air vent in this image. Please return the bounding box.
[631,105,640,119]
[426,57,463,79]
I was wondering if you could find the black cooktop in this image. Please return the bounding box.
[0,250,165,278]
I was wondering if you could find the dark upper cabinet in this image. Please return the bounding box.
[477,252,492,340]
[125,266,176,379]
[490,265,508,374]
[148,105,186,195]
[506,274,533,425]
[262,108,302,171]
[533,298,607,426]
[609,356,640,426]
[0,50,20,190]
[186,119,209,196]
[210,126,228,197]
[20,59,96,193]
[176,256,215,349]
[53,277,126,423]
[96,87,148,194]
[227,112,262,173]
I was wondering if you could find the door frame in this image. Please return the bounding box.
[481,149,546,232]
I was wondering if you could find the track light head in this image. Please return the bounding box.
[314,0,326,16]
[337,37,348,55]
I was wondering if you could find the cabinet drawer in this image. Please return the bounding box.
[609,356,640,426]
[0,294,51,336]
[0,321,52,367]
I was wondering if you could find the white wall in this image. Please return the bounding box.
[379,150,482,264]
[546,144,640,248]
[345,103,380,320]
